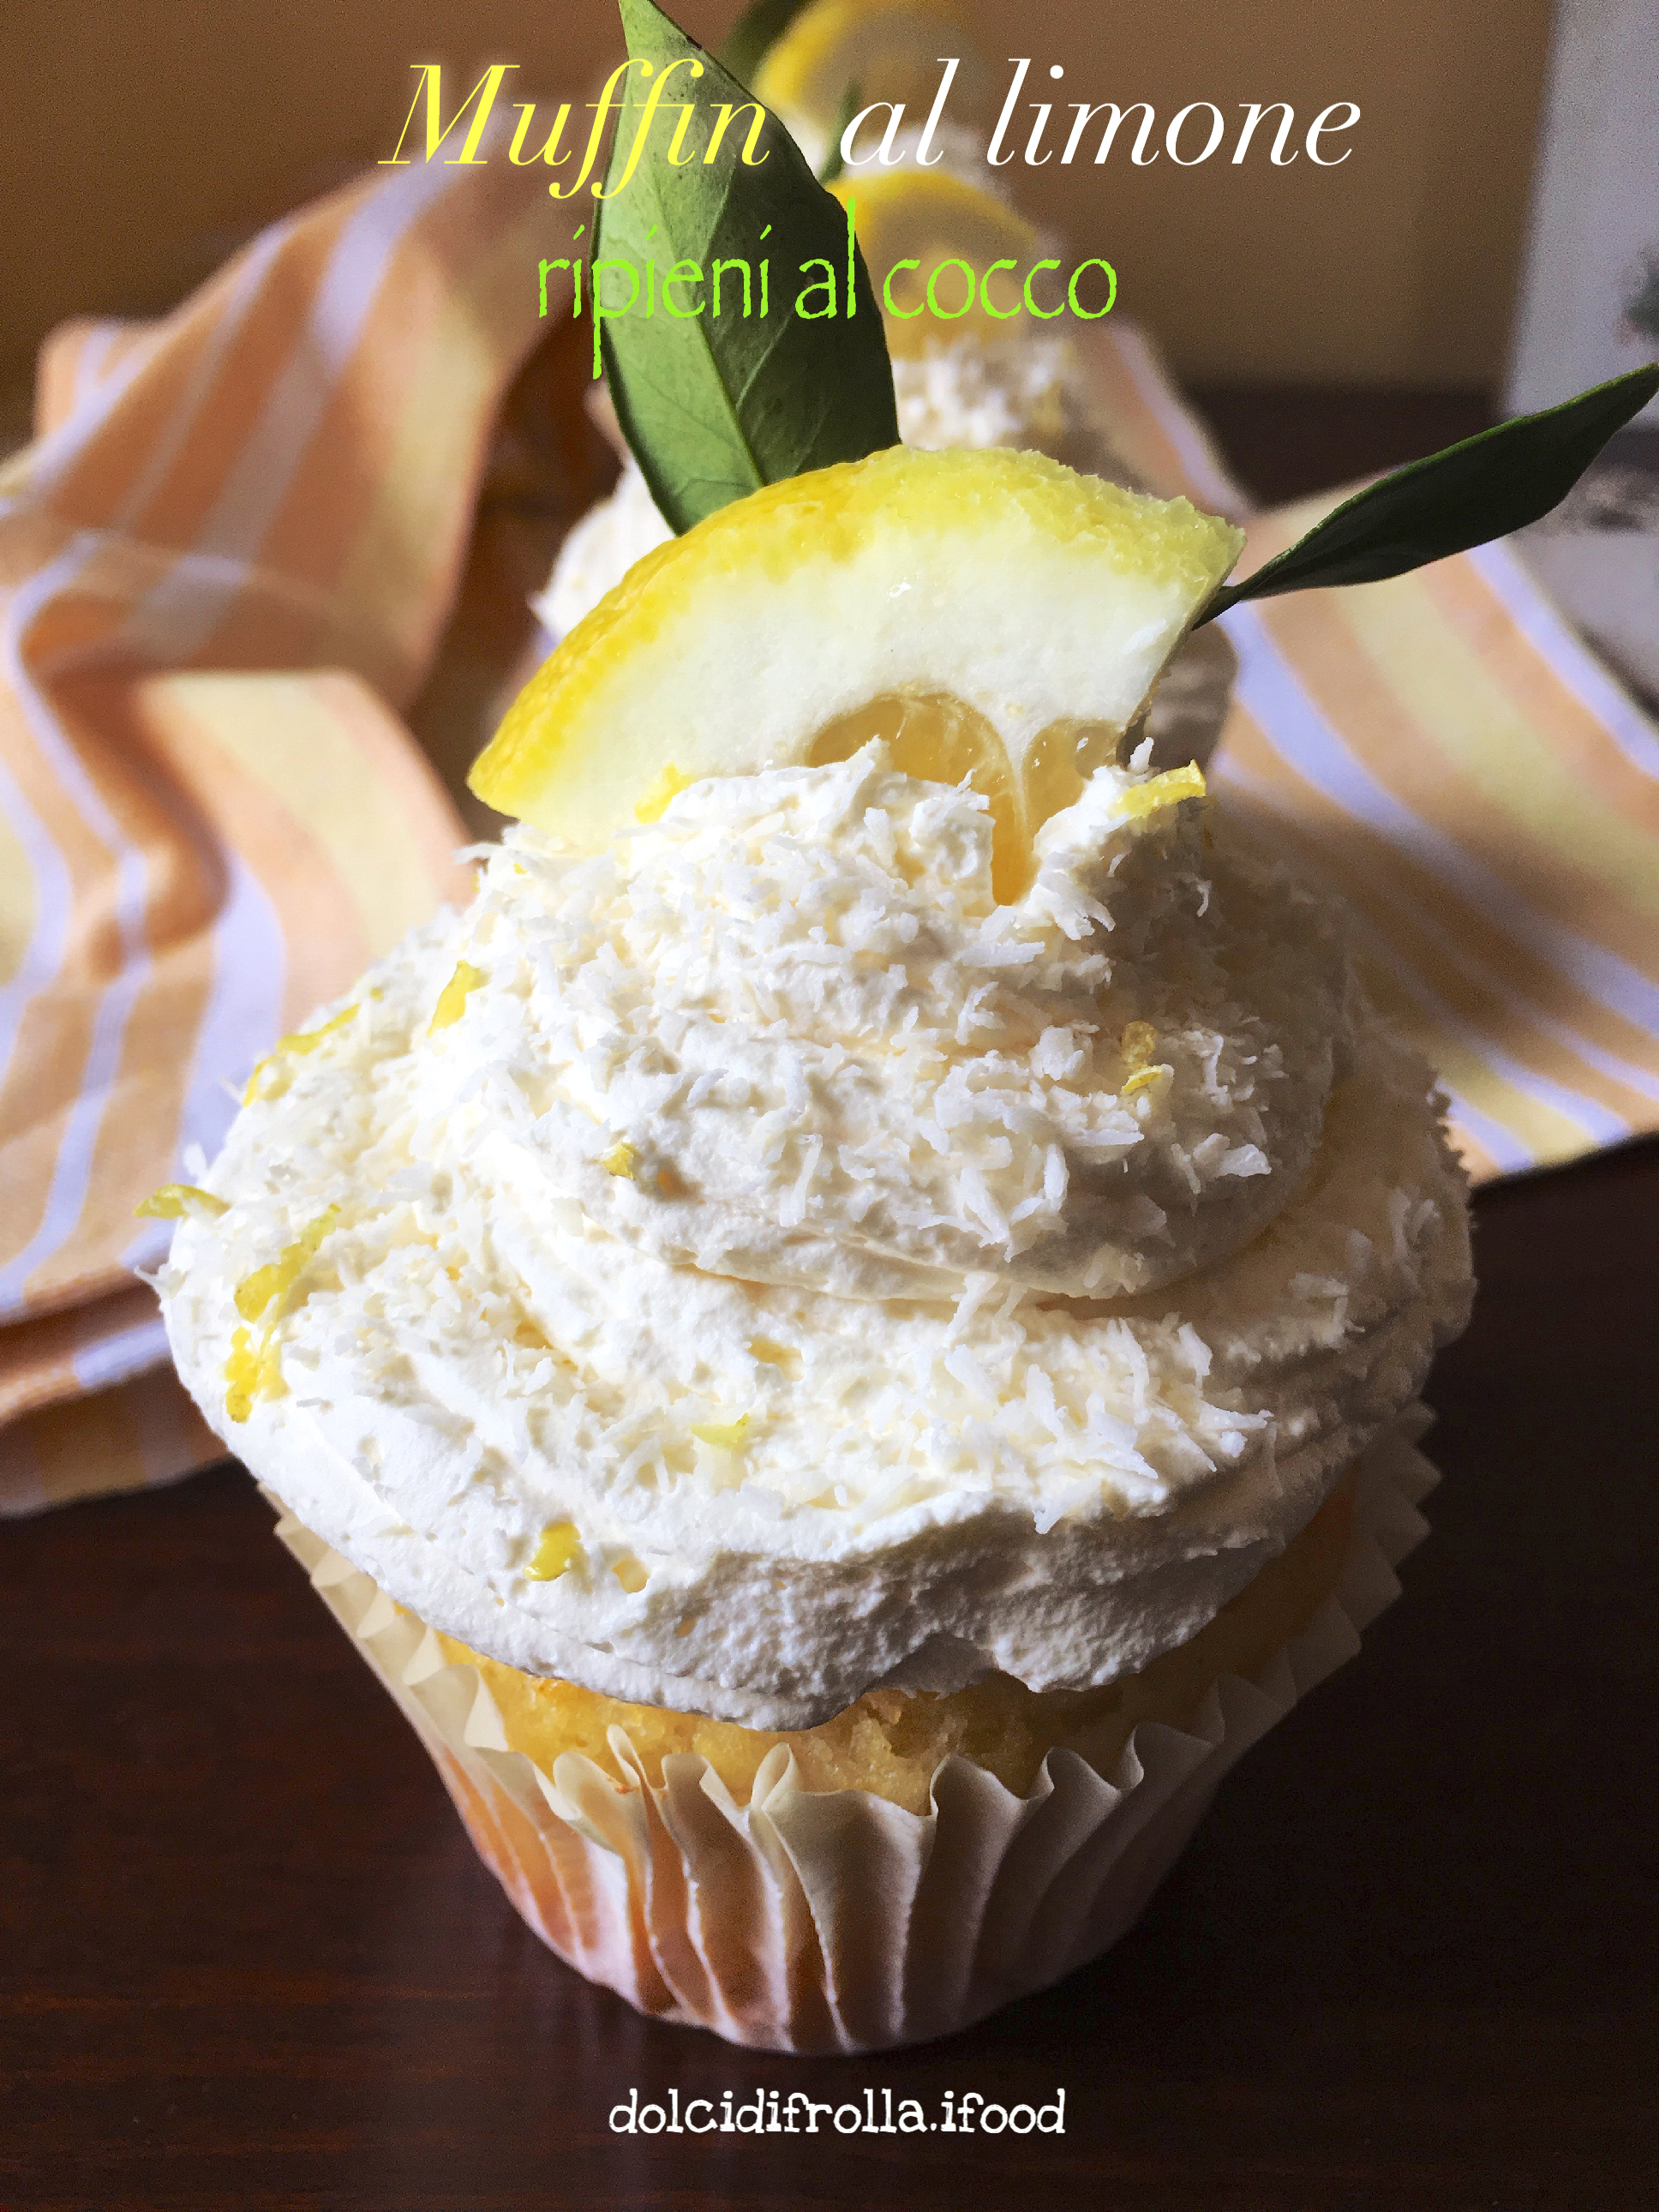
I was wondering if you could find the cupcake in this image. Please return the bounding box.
[156,447,1472,2050]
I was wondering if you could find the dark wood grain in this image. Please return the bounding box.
[6,397,1656,2212]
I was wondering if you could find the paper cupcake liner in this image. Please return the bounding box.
[272,1412,1436,2053]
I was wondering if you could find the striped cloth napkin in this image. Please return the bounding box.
[2,151,1655,1514]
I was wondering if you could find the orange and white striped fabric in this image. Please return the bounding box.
[2,151,1654,1514]
[1070,327,1659,1184]
[1213,526,1659,1182]
[0,143,571,1511]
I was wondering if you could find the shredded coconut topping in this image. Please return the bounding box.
[159,751,1471,1729]
[440,745,1348,1304]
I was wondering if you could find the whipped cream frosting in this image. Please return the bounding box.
[160,746,1470,1729]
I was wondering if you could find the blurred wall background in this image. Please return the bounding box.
[3,0,1552,413]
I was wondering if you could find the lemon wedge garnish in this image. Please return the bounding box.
[831,170,1041,354]
[470,446,1242,901]
[754,0,974,170]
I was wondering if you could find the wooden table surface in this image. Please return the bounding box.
[6,395,1656,2212]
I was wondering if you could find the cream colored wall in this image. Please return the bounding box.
[984,0,1554,384]
[1,0,1552,396]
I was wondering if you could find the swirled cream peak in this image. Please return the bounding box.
[440,743,1348,1301]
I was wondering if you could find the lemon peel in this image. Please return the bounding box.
[1120,1022,1159,1070]
[243,1005,357,1106]
[755,0,973,165]
[1114,762,1207,822]
[1122,1065,1170,1100]
[135,1183,227,1221]
[428,961,486,1035]
[691,1416,751,1450]
[234,1207,340,1323]
[224,1324,285,1423]
[602,1139,637,1178]
[831,169,1040,353]
[525,1523,582,1581]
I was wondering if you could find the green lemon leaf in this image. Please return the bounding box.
[596,0,898,534]
[720,0,815,88]
[1201,363,1659,623]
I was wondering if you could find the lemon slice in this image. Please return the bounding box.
[754,0,973,167]
[830,170,1040,356]
[471,446,1242,901]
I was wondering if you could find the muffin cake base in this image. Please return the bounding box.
[272,1411,1436,2053]
[439,1471,1359,1816]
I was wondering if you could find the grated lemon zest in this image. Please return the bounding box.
[428,960,487,1035]
[691,1414,750,1451]
[613,1556,648,1594]
[1122,1064,1170,1100]
[602,1139,636,1178]
[1119,1022,1159,1070]
[634,762,691,824]
[234,1206,341,1323]
[524,1522,581,1581]
[224,1323,286,1423]
[135,1182,227,1221]
[243,1004,358,1105]
[1114,762,1207,823]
